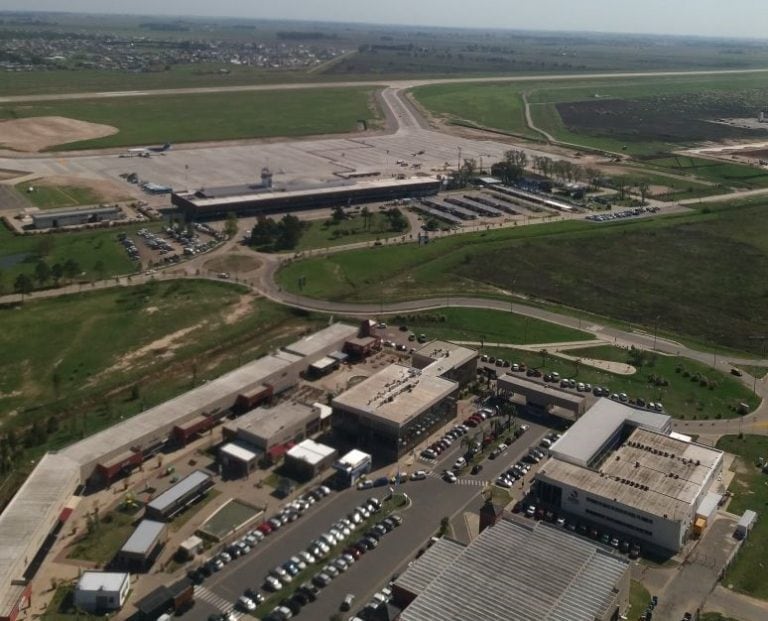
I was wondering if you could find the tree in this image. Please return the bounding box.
[637,181,650,205]
[37,236,55,258]
[93,260,106,282]
[384,207,408,232]
[331,205,347,223]
[276,214,304,250]
[224,211,239,238]
[51,262,64,285]
[250,216,279,248]
[63,258,81,281]
[13,273,33,299]
[34,260,51,287]
[457,158,477,187]
[360,206,372,232]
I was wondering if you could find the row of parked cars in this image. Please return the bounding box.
[585,206,659,223]
[188,485,332,587]
[419,421,473,460]
[261,497,402,621]
[515,501,642,559]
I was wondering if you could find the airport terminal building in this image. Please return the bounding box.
[533,400,724,552]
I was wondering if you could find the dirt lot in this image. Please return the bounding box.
[0,116,118,152]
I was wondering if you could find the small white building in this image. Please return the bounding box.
[74,571,130,612]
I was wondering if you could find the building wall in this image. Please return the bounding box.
[33,209,123,229]
[536,474,684,552]
[74,578,129,612]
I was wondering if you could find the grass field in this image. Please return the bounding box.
[643,156,768,189]
[295,211,410,252]
[14,181,109,209]
[42,585,101,621]
[277,200,768,355]
[482,345,757,419]
[0,87,380,150]
[628,580,652,620]
[390,308,591,345]
[718,435,768,600]
[67,507,137,563]
[0,221,138,289]
[0,280,325,505]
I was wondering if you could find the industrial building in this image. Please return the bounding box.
[30,205,125,229]
[534,399,724,552]
[411,340,478,386]
[74,572,130,613]
[116,520,167,572]
[284,439,338,480]
[171,175,441,220]
[283,323,360,365]
[393,517,630,621]
[145,470,213,521]
[332,363,459,460]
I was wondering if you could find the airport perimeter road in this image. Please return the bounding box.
[180,423,549,621]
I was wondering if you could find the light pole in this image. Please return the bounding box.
[653,315,660,351]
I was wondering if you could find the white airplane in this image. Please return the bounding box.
[121,143,172,157]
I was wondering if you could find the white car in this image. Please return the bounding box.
[453,457,466,470]
[410,470,428,481]
[237,596,256,611]
[443,471,458,483]
[264,575,282,591]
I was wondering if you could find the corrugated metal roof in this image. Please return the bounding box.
[147,470,211,514]
[120,520,166,556]
[399,518,629,621]
[394,538,465,596]
[283,323,358,358]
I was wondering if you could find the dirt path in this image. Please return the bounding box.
[0,116,118,152]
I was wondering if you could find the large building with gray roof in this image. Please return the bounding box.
[534,399,723,552]
[394,517,630,621]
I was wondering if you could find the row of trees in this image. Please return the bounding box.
[0,258,85,298]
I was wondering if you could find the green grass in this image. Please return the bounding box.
[294,212,410,252]
[277,201,768,355]
[67,508,137,563]
[0,221,138,289]
[645,156,768,189]
[736,365,768,379]
[411,83,539,139]
[15,181,106,209]
[0,87,380,150]
[717,435,768,600]
[628,580,651,618]
[170,489,221,532]
[42,585,102,621]
[390,308,591,345]
[200,498,260,539]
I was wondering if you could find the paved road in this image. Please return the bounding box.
[705,585,768,621]
[180,420,549,621]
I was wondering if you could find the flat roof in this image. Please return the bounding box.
[228,401,315,443]
[549,398,671,466]
[120,520,166,556]
[414,340,477,377]
[77,571,129,593]
[286,439,336,465]
[283,323,358,358]
[31,205,120,219]
[540,427,723,519]
[332,364,458,427]
[220,442,260,462]
[310,356,337,371]
[0,452,80,614]
[497,374,585,405]
[180,176,441,208]
[336,449,371,469]
[399,517,629,621]
[147,470,211,514]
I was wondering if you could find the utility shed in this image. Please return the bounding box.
[74,571,130,612]
[145,470,213,521]
[116,519,167,571]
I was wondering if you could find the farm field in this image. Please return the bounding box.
[277,199,768,355]
[0,280,324,504]
[389,308,591,346]
[0,87,380,150]
[482,345,757,420]
[717,435,768,600]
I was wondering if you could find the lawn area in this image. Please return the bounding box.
[15,181,107,210]
[644,156,768,189]
[0,221,138,290]
[390,308,591,346]
[717,435,768,600]
[411,83,539,139]
[170,489,221,532]
[0,280,325,505]
[0,87,380,150]
[482,345,758,420]
[199,498,261,540]
[67,507,137,563]
[277,200,768,355]
[627,580,651,620]
[295,211,410,252]
[42,585,102,621]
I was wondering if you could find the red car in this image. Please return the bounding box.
[257,522,273,535]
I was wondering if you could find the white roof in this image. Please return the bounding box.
[414,340,477,377]
[310,356,338,371]
[550,399,670,467]
[120,520,166,555]
[696,492,721,520]
[221,442,260,462]
[286,439,336,465]
[77,571,129,593]
[313,402,333,420]
[283,323,358,358]
[181,535,203,549]
[337,449,371,469]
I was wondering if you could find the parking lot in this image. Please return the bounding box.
[118,222,224,269]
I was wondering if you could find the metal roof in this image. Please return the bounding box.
[120,520,166,556]
[31,205,120,219]
[394,538,465,595]
[399,518,629,621]
[228,402,316,444]
[147,470,211,514]
[549,398,670,467]
[0,453,80,616]
[283,323,358,358]
[413,341,477,377]
[286,439,336,465]
[220,442,260,462]
[332,364,458,429]
[76,571,129,593]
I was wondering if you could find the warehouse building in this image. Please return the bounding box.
[332,364,459,460]
[171,176,441,220]
[283,323,360,366]
[145,470,213,521]
[74,572,130,613]
[284,440,338,480]
[116,520,167,572]
[411,340,478,386]
[30,205,125,229]
[534,399,723,552]
[394,516,630,621]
